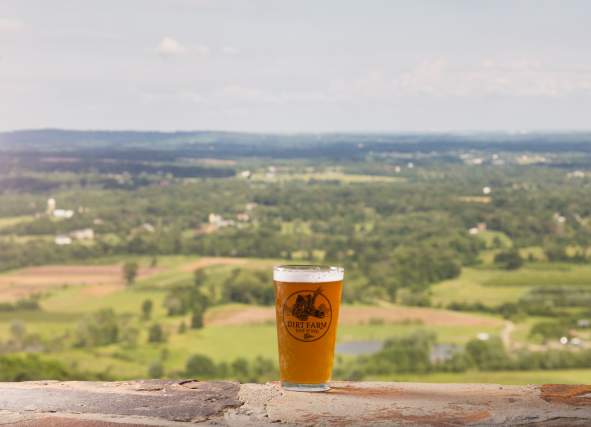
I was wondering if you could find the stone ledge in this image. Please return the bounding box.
[0,380,589,426]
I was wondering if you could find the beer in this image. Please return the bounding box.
[273,265,344,392]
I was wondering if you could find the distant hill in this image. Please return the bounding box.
[1,129,591,156]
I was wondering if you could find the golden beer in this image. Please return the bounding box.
[273,265,344,392]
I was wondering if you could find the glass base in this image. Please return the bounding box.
[281,382,330,392]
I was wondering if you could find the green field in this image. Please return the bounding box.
[431,268,526,307]
[1,255,589,381]
[476,230,512,249]
[0,215,35,230]
[250,169,403,183]
[483,264,591,287]
[431,262,591,309]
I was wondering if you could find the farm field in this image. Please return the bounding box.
[431,262,591,308]
[250,169,404,183]
[431,268,526,307]
[2,252,584,383]
[2,135,591,385]
[0,256,514,379]
[0,215,35,230]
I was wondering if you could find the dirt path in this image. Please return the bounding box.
[0,264,161,302]
[180,257,248,272]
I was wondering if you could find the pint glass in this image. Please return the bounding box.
[273,265,344,392]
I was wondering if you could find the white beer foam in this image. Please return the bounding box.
[273,266,344,283]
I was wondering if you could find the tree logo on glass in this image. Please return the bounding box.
[282,287,332,342]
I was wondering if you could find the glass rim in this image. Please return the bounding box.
[273,264,344,283]
[273,264,343,272]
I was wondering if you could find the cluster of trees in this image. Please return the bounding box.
[0,354,103,381]
[446,286,591,319]
[543,242,591,263]
[494,249,523,270]
[163,271,209,328]
[74,309,127,347]
[222,269,274,305]
[144,352,277,383]
[183,354,277,383]
[0,296,40,312]
[334,331,591,380]
[3,155,591,307]
[521,287,591,308]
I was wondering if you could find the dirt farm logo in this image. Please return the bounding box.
[282,287,332,342]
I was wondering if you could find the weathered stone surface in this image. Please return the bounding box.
[0,380,590,426]
[255,381,591,426]
[0,380,241,426]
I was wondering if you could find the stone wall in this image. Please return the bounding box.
[0,380,590,426]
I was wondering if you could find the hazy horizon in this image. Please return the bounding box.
[3,128,591,135]
[2,0,591,132]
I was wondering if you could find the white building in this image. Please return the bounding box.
[477,332,490,341]
[208,213,234,228]
[70,228,95,241]
[53,209,75,219]
[55,235,72,245]
[47,198,56,214]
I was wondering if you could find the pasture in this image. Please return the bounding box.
[0,255,586,381]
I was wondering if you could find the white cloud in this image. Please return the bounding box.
[155,37,211,58]
[329,58,591,100]
[0,18,24,32]
[395,58,591,97]
[156,36,186,57]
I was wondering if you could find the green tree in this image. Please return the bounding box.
[178,321,187,334]
[185,354,217,378]
[494,249,523,270]
[120,326,139,348]
[141,299,153,320]
[465,337,509,370]
[193,269,207,288]
[148,360,164,378]
[529,321,570,342]
[74,309,119,347]
[123,261,139,286]
[231,357,250,379]
[191,308,204,329]
[148,323,165,343]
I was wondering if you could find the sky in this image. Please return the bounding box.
[1,0,590,132]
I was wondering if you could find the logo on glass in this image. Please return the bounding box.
[282,287,332,342]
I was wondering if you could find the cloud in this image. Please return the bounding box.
[156,36,187,57]
[0,18,24,32]
[155,37,211,58]
[329,58,591,100]
[395,58,591,97]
